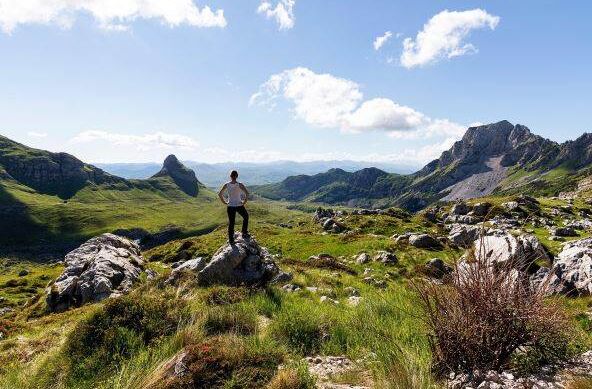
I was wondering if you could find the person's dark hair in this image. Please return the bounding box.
[230,170,238,179]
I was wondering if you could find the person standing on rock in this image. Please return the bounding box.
[218,170,250,244]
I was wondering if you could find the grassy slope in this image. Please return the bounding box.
[1,195,592,388]
[1,178,227,254]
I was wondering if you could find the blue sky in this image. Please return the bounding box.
[0,0,591,167]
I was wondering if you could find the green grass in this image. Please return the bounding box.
[1,193,591,389]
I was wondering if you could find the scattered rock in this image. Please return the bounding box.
[347,296,362,306]
[372,251,398,265]
[425,258,453,279]
[355,253,370,264]
[46,233,145,312]
[282,284,301,293]
[17,269,29,277]
[305,356,370,389]
[448,224,482,248]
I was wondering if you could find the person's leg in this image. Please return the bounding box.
[227,206,237,242]
[237,206,249,235]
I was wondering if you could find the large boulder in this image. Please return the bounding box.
[542,238,592,295]
[409,234,443,249]
[471,230,549,269]
[196,234,286,286]
[46,234,145,312]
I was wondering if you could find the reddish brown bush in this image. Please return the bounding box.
[415,250,571,375]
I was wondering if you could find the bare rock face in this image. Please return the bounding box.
[542,238,592,295]
[472,230,549,269]
[196,234,286,286]
[46,234,145,312]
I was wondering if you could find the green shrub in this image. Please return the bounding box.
[65,291,188,381]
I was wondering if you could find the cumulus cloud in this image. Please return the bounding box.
[250,67,465,139]
[257,0,295,30]
[70,130,199,151]
[400,9,499,68]
[373,31,393,50]
[0,0,227,34]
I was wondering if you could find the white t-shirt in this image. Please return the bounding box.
[226,181,244,207]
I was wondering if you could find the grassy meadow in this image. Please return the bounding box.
[0,194,591,388]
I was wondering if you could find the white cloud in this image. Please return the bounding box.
[257,0,295,30]
[250,67,362,129]
[27,131,47,138]
[373,31,393,50]
[0,0,226,34]
[401,9,499,68]
[70,130,199,151]
[250,67,465,139]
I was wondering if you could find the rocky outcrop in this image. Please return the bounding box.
[471,230,549,269]
[46,234,145,312]
[196,234,287,286]
[541,238,592,296]
[151,155,201,196]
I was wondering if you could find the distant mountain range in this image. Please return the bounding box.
[254,121,592,210]
[2,120,592,221]
[96,160,417,187]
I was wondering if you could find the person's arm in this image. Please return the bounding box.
[218,183,228,205]
[239,183,249,205]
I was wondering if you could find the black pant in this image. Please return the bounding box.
[227,206,249,241]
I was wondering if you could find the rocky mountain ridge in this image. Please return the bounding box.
[256,121,592,210]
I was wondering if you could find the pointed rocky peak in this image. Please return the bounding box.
[152,154,200,196]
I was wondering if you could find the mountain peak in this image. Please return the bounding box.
[152,155,200,196]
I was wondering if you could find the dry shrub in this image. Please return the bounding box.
[160,335,283,389]
[415,245,572,376]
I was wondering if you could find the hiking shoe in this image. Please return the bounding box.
[242,232,251,239]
